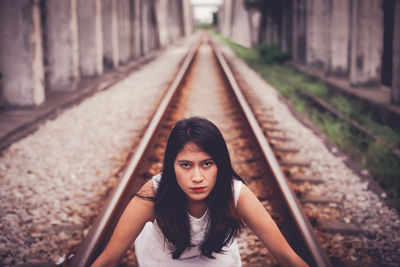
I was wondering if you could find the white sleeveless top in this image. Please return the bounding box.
[135,173,243,267]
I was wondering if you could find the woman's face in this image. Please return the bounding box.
[174,142,218,203]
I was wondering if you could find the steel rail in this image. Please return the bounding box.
[70,37,202,267]
[210,38,332,267]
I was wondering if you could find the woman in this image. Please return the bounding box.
[92,117,308,266]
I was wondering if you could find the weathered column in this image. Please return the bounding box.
[231,0,252,48]
[292,0,307,63]
[167,0,182,43]
[350,0,384,86]
[249,9,262,45]
[392,0,400,104]
[43,0,80,91]
[140,0,150,55]
[281,0,293,53]
[117,0,131,64]
[141,0,159,55]
[220,0,234,38]
[155,0,169,47]
[101,0,119,68]
[326,0,350,76]
[130,0,141,59]
[149,0,160,51]
[77,0,103,77]
[306,0,330,68]
[182,0,194,36]
[0,0,45,106]
[263,10,274,45]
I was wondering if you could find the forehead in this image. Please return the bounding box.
[175,142,212,160]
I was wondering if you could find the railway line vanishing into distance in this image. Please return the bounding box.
[68,33,340,267]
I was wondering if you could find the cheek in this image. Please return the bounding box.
[174,165,185,188]
[209,167,218,186]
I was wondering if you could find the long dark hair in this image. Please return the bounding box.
[154,117,244,259]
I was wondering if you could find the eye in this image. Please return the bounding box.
[180,162,191,168]
[202,161,214,167]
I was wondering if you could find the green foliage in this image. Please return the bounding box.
[256,44,291,65]
[196,22,213,29]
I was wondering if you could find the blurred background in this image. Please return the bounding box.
[0,0,399,266]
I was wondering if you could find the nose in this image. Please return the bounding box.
[192,167,203,183]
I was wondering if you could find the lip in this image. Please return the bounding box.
[191,187,206,193]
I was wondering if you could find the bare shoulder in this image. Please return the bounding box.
[124,179,155,222]
[236,183,263,216]
[136,179,155,199]
[237,183,255,203]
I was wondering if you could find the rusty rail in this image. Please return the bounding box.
[70,37,202,267]
[211,37,332,267]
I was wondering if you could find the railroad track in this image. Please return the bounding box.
[69,33,331,267]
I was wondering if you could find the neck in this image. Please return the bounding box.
[187,199,207,218]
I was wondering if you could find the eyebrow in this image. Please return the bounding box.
[176,158,214,163]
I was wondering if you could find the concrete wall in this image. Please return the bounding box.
[0,0,193,108]
[0,0,45,106]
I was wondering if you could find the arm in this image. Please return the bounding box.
[91,180,155,267]
[236,184,309,267]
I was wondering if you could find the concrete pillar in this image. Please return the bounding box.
[167,0,182,43]
[101,0,119,68]
[149,0,160,51]
[130,0,141,59]
[140,0,158,55]
[182,0,194,36]
[77,0,103,77]
[231,0,252,48]
[264,10,274,45]
[350,0,384,86]
[281,0,293,53]
[392,0,400,104]
[155,0,169,48]
[117,0,131,64]
[306,0,330,68]
[43,0,80,91]
[0,0,45,106]
[141,0,159,55]
[219,0,233,38]
[249,10,262,45]
[326,0,350,76]
[292,0,307,63]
